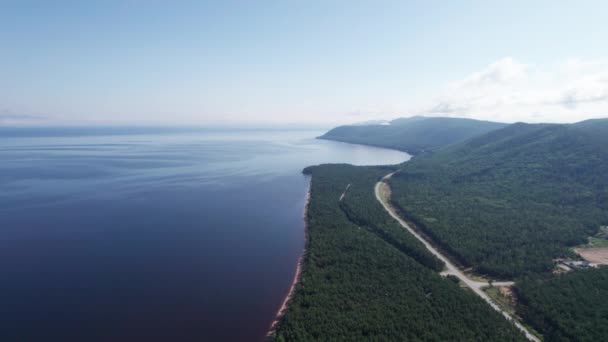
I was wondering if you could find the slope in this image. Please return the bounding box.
[319,116,507,154]
[389,120,608,277]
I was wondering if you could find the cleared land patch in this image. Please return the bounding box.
[576,247,608,265]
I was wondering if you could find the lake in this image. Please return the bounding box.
[0,130,409,341]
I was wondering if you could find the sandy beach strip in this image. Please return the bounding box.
[266,182,311,338]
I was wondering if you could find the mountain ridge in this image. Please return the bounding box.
[389,119,608,277]
[319,116,508,154]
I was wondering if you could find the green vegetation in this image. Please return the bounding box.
[580,226,608,248]
[446,274,460,285]
[319,116,506,154]
[272,164,525,341]
[516,267,608,341]
[337,167,445,272]
[484,286,516,316]
[597,226,608,238]
[288,118,608,340]
[587,237,608,248]
[389,120,608,277]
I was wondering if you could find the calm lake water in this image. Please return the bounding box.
[0,130,408,341]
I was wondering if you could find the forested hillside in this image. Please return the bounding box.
[271,164,525,341]
[338,168,444,271]
[389,120,608,277]
[516,267,608,341]
[318,116,506,154]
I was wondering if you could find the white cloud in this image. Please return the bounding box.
[421,57,608,123]
[449,57,529,88]
[560,76,608,108]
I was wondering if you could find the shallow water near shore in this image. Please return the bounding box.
[0,130,409,341]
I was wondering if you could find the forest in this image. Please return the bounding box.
[272,164,525,341]
[281,118,608,340]
[319,116,506,154]
[389,120,608,278]
[515,267,608,341]
[337,166,444,272]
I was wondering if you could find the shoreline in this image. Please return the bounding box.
[266,178,311,338]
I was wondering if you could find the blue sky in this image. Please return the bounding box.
[2,1,608,126]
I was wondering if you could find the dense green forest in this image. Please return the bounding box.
[319,116,506,154]
[515,267,608,341]
[389,120,608,277]
[271,164,525,341]
[338,167,444,272]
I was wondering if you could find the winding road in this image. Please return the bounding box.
[374,171,540,342]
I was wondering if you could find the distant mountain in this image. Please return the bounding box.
[389,119,608,277]
[350,120,391,126]
[319,116,507,154]
[388,115,430,126]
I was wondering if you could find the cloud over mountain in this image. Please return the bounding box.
[422,57,608,123]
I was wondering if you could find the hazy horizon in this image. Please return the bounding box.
[2,1,608,127]
[1,114,607,133]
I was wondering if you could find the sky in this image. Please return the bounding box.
[1,1,608,127]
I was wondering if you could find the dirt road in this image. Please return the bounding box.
[374,171,539,342]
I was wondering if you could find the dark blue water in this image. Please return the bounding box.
[0,130,408,341]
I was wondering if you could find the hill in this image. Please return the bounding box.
[318,116,507,154]
[389,119,608,277]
